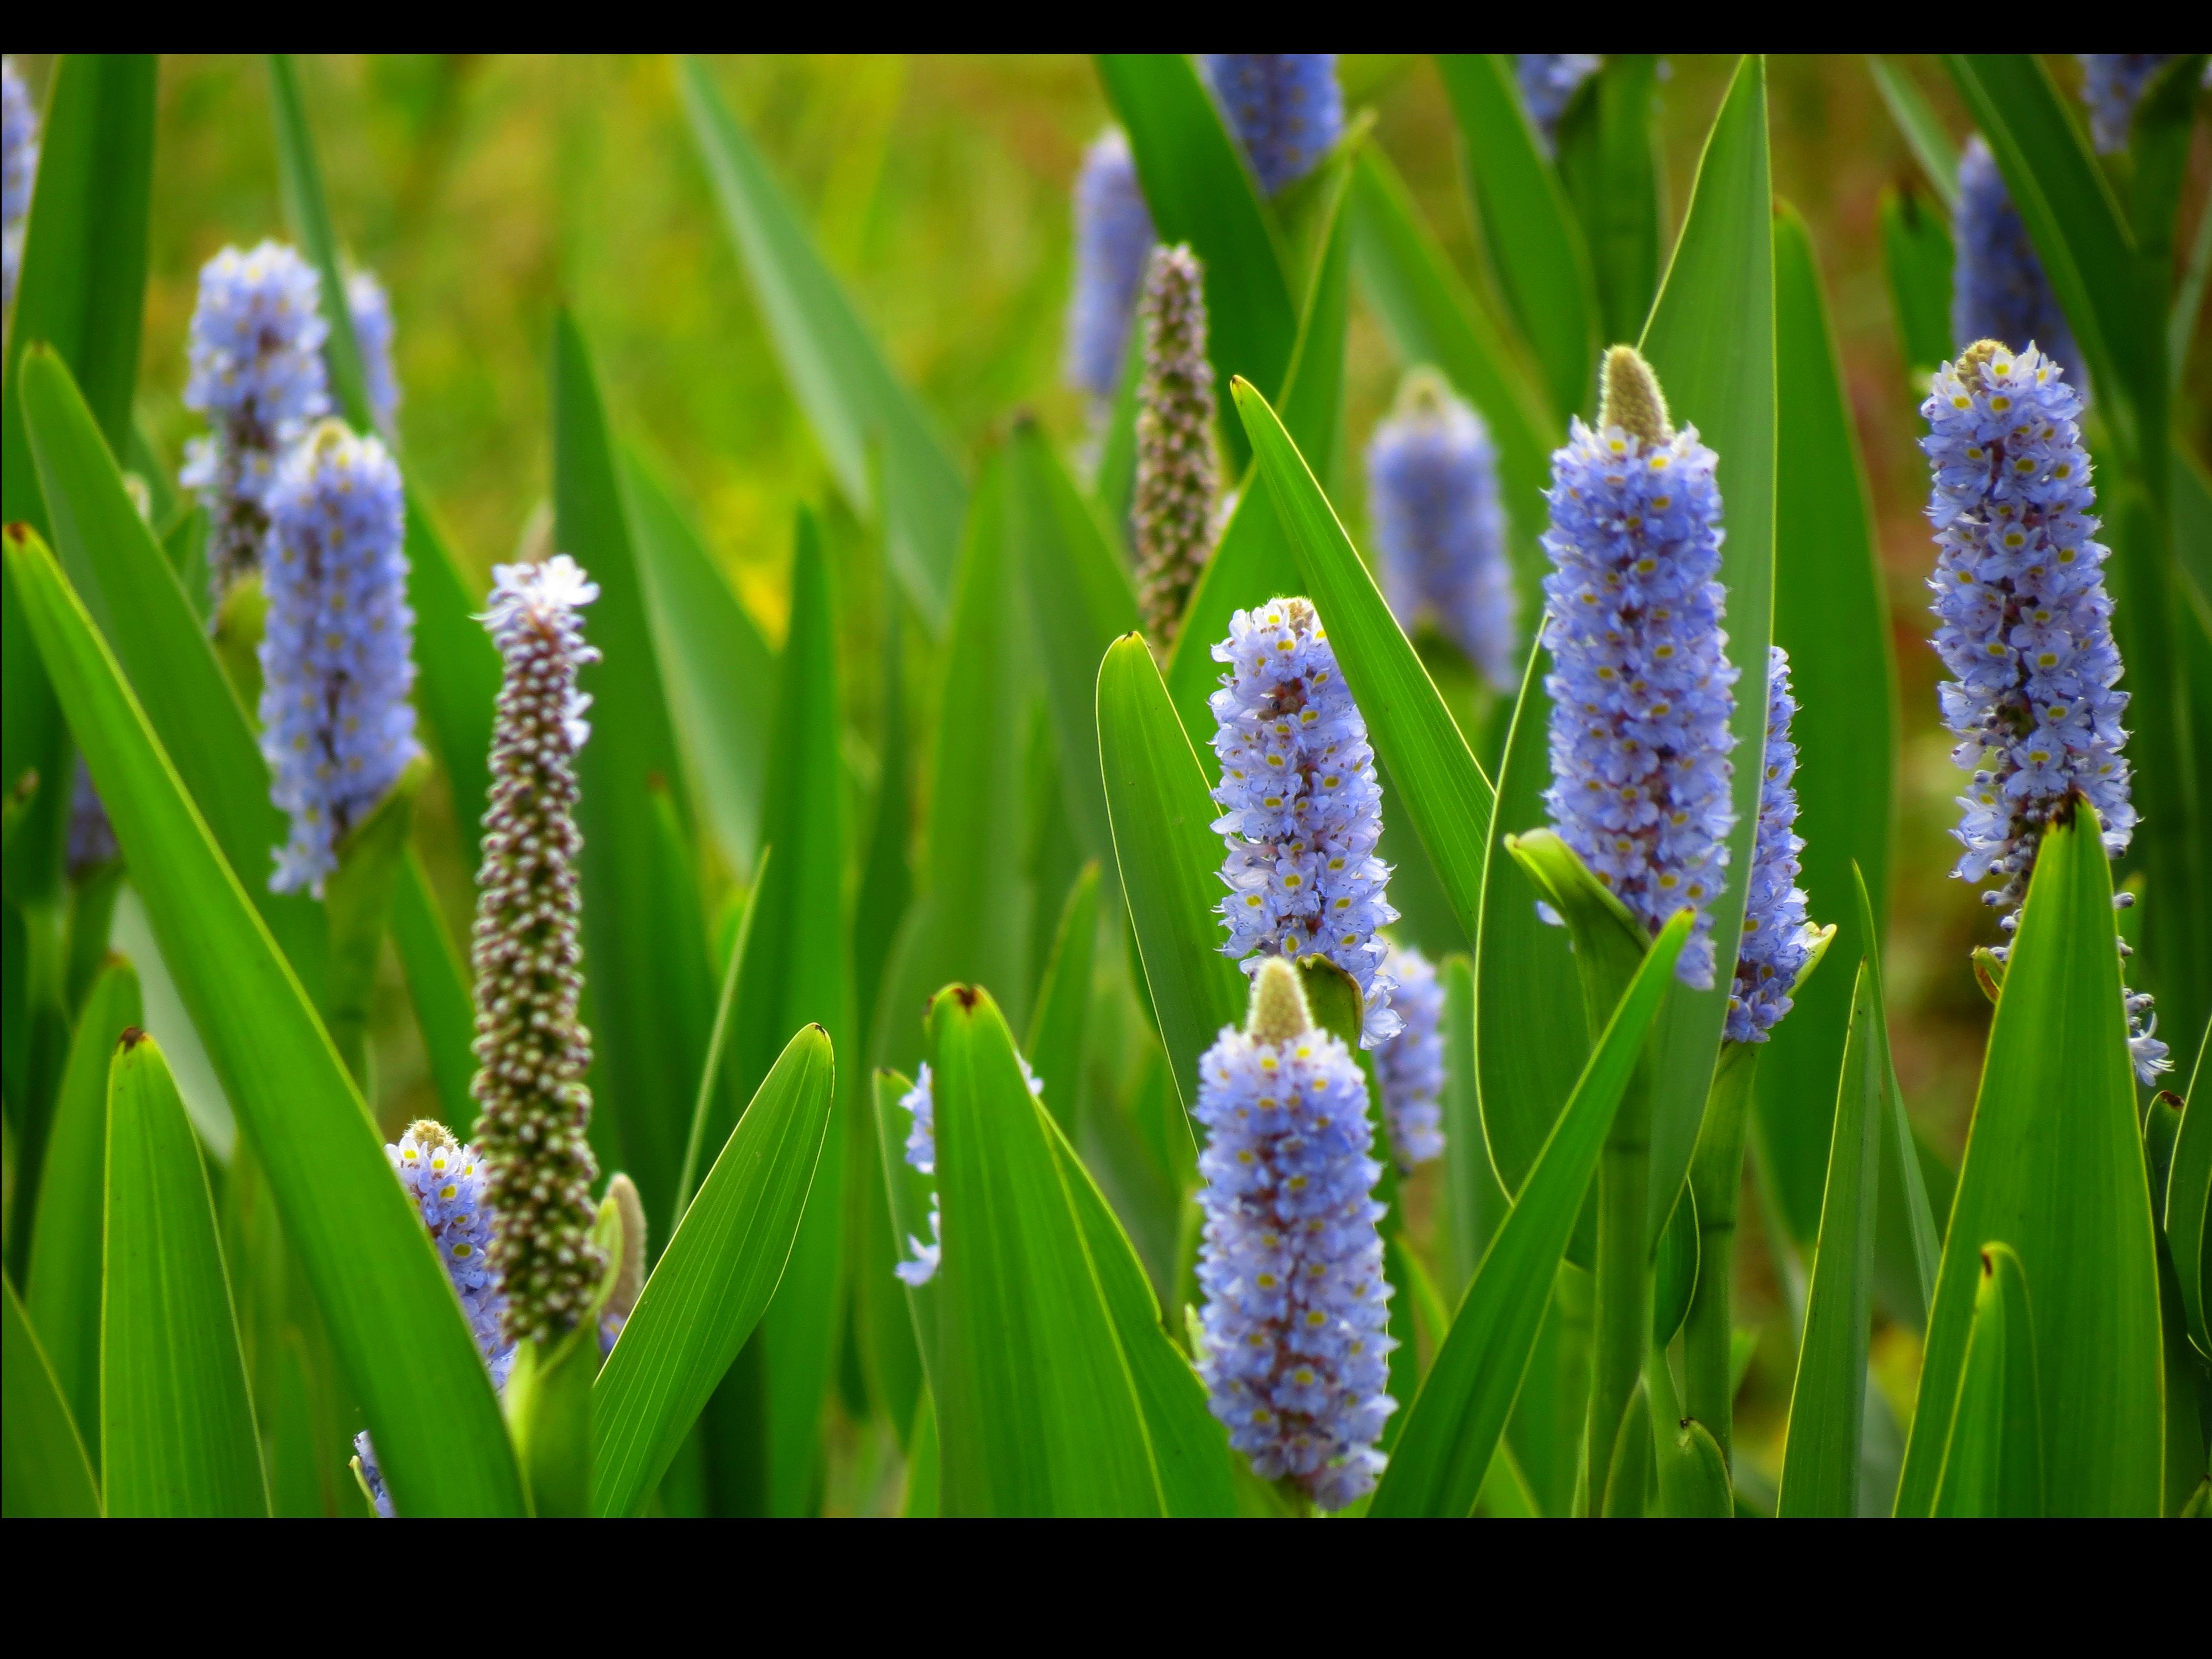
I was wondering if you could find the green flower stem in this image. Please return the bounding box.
[1582,1080,1652,1516]
[1683,1040,1759,1469]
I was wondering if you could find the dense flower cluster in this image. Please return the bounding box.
[1921,341,2167,1082]
[1133,243,1219,646]
[1952,137,2079,386]
[180,242,332,602]
[1210,598,1401,1044]
[1515,54,1601,152]
[1194,959,1395,1511]
[1725,648,1818,1043]
[352,1120,517,1517]
[470,555,607,1343]
[1366,368,1519,693]
[2075,54,2174,154]
[1372,941,1445,1171]
[347,269,401,437]
[1064,129,1156,403]
[1199,54,1342,195]
[257,421,420,896]
[890,1055,1046,1288]
[3,59,35,313]
[1541,347,1737,990]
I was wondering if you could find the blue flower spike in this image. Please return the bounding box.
[1199,55,1342,196]
[258,420,421,898]
[1210,596,1401,1045]
[1724,648,1825,1044]
[181,242,332,603]
[471,555,609,1343]
[1373,941,1446,1172]
[1194,956,1396,1512]
[1952,137,2080,387]
[1366,367,1519,693]
[2,58,37,314]
[2075,54,2177,154]
[1540,344,1738,991]
[1515,54,1601,154]
[347,268,402,438]
[1065,128,1156,404]
[1921,340,2168,1083]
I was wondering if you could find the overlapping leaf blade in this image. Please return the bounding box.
[593,1025,836,1517]
[1894,804,2162,1516]
[2,1277,100,1517]
[3,529,523,1517]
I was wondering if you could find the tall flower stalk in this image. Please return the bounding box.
[181,242,332,605]
[1923,340,2167,1082]
[471,555,607,1345]
[257,420,420,897]
[1209,597,1400,1044]
[1194,957,1395,1511]
[347,268,401,438]
[1366,368,1519,694]
[1133,243,1218,647]
[2076,54,2177,154]
[1952,138,2079,387]
[1199,55,1342,196]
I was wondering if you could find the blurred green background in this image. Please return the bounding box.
[8,52,2205,1504]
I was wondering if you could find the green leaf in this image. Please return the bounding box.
[268,54,500,832]
[1878,184,1955,386]
[1554,55,1665,349]
[1026,863,1102,1137]
[929,983,1162,1516]
[592,1024,836,1517]
[1775,958,1886,1517]
[1894,802,2162,1516]
[1233,379,1496,945]
[1631,55,1777,1244]
[21,345,330,1003]
[1,54,156,532]
[679,56,966,629]
[1044,1104,1238,1517]
[874,455,1030,1070]
[322,757,424,1087]
[676,850,766,1224]
[627,448,774,879]
[2169,1039,2210,1359]
[391,849,478,1134]
[3,528,523,1517]
[1759,203,1899,1249]
[1650,1185,1698,1347]
[2,1276,100,1517]
[854,595,913,1056]
[1095,53,1300,471]
[1096,634,1246,1125]
[1930,1242,2045,1517]
[25,957,142,1459]
[716,512,853,1516]
[1438,953,1508,1297]
[1369,908,1691,1517]
[101,1033,267,1516]
[1163,152,1357,744]
[1473,646,1590,1234]
[1867,56,1961,210]
[555,311,714,1238]
[1434,54,1598,421]
[1349,143,1557,607]
[1644,1338,1731,1518]
[1005,420,1140,880]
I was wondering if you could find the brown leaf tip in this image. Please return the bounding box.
[953,984,980,1010]
[119,1026,149,1050]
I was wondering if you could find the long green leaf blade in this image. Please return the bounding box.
[679,56,967,629]
[592,1024,836,1517]
[2,1277,100,1517]
[1369,909,1691,1517]
[1759,204,1898,1248]
[1435,53,1599,422]
[101,1033,267,1516]
[1930,1241,2045,1517]
[1096,634,1246,1119]
[1867,56,1962,210]
[1893,801,2162,1516]
[1775,959,1885,1517]
[3,528,523,1517]
[1630,55,1777,1244]
[1233,378,1496,943]
[931,984,1162,1516]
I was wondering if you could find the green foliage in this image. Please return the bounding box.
[3,1277,101,1517]
[1929,1243,2044,1517]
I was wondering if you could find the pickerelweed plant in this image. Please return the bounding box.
[2,57,36,314]
[11,51,2207,1527]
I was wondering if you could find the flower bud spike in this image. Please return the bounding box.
[1246,956,1313,1044]
[1599,345,1672,446]
[1134,244,1219,646]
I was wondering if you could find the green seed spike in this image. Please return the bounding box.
[1246,955,1314,1044]
[1598,345,1673,446]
